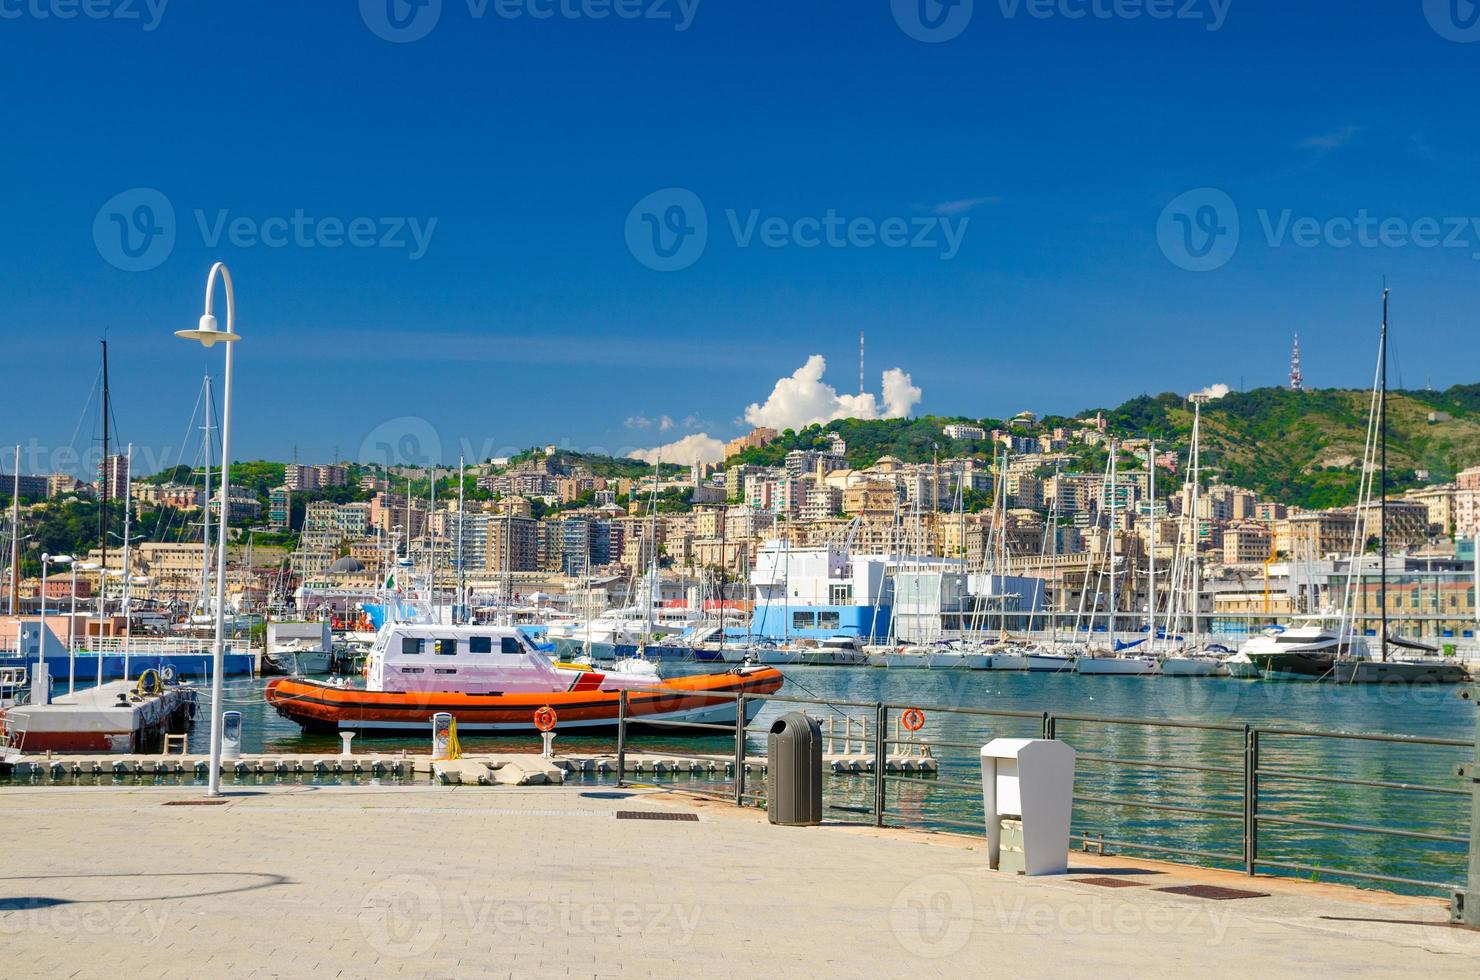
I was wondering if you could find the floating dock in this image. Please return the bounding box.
[1,680,196,754]
[1,748,936,782]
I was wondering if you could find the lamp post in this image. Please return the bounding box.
[53,555,78,693]
[174,262,241,797]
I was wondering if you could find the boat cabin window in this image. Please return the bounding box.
[434,639,457,656]
[469,636,493,654]
[818,611,841,629]
[501,636,522,654]
[401,637,423,655]
[793,612,815,630]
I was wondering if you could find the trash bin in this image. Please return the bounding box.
[981,738,1075,876]
[767,711,823,826]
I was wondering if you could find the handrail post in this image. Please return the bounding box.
[873,702,887,827]
[734,695,746,807]
[1244,725,1259,877]
[1457,688,1479,927]
[615,690,628,788]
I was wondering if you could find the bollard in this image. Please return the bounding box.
[541,731,556,759]
[431,712,454,761]
[221,710,242,761]
[340,732,356,758]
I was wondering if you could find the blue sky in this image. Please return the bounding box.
[1,1,1478,475]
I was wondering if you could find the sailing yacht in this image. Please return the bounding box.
[1243,290,1467,684]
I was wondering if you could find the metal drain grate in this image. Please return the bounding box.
[1073,877,1148,888]
[615,810,699,822]
[163,799,230,806]
[1154,884,1269,901]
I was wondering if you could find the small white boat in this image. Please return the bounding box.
[801,635,870,666]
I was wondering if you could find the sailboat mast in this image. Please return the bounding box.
[1380,287,1389,662]
[100,340,110,594]
[8,444,18,615]
[1109,439,1117,648]
[457,455,465,625]
[1190,399,1202,641]
[1148,439,1156,640]
[201,377,214,617]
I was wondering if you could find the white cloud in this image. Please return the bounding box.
[629,354,922,465]
[930,195,1000,216]
[1192,383,1231,400]
[628,433,727,466]
[881,368,922,417]
[742,355,922,431]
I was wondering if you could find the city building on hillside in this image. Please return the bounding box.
[1,473,50,500]
[96,454,129,498]
[943,423,985,441]
[1224,522,1274,563]
[723,427,779,459]
[269,486,291,528]
[48,473,86,497]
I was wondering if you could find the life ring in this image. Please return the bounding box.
[900,707,926,732]
[534,706,558,732]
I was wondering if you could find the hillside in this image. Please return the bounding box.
[725,384,1480,510]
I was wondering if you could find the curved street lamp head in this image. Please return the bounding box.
[173,262,240,348]
[175,312,240,348]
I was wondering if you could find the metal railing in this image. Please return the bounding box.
[611,682,1480,919]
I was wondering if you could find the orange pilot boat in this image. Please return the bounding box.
[265,622,783,735]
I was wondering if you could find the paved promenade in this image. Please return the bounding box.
[2,784,1477,978]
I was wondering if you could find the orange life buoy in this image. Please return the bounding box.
[900,707,925,732]
[534,706,558,732]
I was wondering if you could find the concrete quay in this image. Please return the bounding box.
[0,783,1476,978]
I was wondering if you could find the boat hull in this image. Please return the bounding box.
[1075,657,1160,676]
[1337,659,1470,684]
[264,666,784,735]
[1245,652,1337,681]
[1159,658,1225,677]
